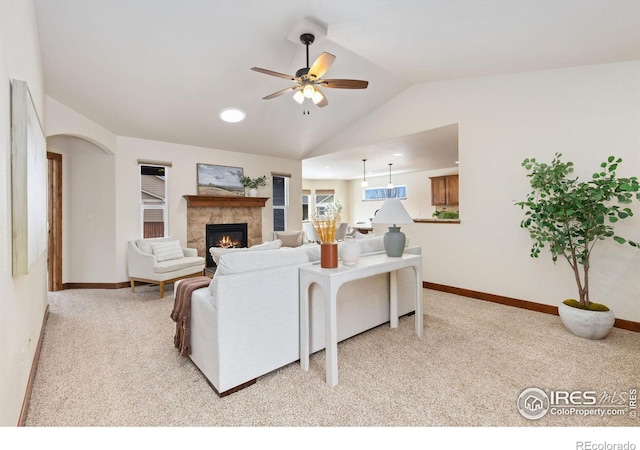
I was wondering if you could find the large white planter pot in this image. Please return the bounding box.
[558,302,615,340]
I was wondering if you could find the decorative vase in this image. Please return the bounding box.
[339,236,361,266]
[558,302,615,340]
[248,188,257,197]
[383,226,406,257]
[320,243,338,268]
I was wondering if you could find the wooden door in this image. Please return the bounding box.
[47,152,63,291]
[446,175,459,205]
[430,176,448,205]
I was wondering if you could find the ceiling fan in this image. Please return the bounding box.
[251,33,369,108]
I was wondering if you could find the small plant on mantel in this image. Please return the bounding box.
[239,175,268,189]
[516,153,640,311]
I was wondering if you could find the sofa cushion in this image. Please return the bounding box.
[210,247,249,265]
[209,240,283,265]
[296,243,321,262]
[250,239,283,251]
[155,256,204,274]
[355,236,386,254]
[215,248,309,277]
[151,240,184,262]
[274,230,304,247]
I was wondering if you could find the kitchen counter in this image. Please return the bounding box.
[413,218,460,224]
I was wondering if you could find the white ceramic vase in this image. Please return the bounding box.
[339,236,361,266]
[248,188,257,197]
[558,302,615,340]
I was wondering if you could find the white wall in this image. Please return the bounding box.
[114,136,303,281]
[41,115,304,284]
[322,61,640,322]
[47,135,118,283]
[0,0,48,426]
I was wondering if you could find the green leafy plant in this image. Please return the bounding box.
[516,153,640,309]
[239,175,267,189]
[432,210,459,220]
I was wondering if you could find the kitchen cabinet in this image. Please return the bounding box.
[430,175,459,206]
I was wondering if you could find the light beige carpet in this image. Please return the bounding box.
[25,286,639,427]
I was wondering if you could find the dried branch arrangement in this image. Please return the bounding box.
[311,205,339,244]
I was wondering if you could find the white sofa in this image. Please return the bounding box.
[128,237,205,298]
[181,236,421,396]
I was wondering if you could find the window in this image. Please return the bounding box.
[363,185,407,200]
[140,164,168,238]
[273,175,289,231]
[302,189,311,221]
[315,189,335,216]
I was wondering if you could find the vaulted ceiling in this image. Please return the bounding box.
[33,0,640,179]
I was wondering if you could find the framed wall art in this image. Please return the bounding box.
[11,79,47,275]
[197,163,245,196]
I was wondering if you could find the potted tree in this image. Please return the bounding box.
[516,153,640,339]
[240,175,267,197]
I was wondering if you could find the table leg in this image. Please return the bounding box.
[324,283,339,387]
[414,265,423,337]
[299,277,310,371]
[390,270,398,328]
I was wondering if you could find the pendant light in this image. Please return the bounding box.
[387,163,394,189]
[361,159,369,187]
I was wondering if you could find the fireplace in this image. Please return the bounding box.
[205,223,248,267]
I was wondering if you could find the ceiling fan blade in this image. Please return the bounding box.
[263,85,298,100]
[313,87,328,108]
[308,52,336,80]
[320,79,369,89]
[251,67,295,81]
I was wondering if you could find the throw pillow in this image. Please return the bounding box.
[209,240,283,265]
[151,240,184,262]
[274,231,304,247]
[209,247,249,265]
[136,236,175,255]
[249,239,282,251]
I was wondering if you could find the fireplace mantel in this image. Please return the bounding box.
[183,195,269,208]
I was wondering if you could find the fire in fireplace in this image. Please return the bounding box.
[205,223,248,267]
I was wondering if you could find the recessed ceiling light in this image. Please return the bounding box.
[393,153,403,157]
[219,108,246,123]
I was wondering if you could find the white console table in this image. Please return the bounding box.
[299,253,423,386]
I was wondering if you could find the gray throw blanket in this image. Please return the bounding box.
[170,276,211,356]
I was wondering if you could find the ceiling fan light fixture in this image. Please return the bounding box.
[303,84,315,98]
[311,90,324,105]
[361,159,369,187]
[293,90,305,104]
[252,31,368,110]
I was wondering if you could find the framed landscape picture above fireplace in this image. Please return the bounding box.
[197,164,245,196]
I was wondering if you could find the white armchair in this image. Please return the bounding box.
[303,222,320,243]
[335,222,349,241]
[128,237,205,298]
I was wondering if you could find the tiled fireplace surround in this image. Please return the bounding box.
[184,195,269,259]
